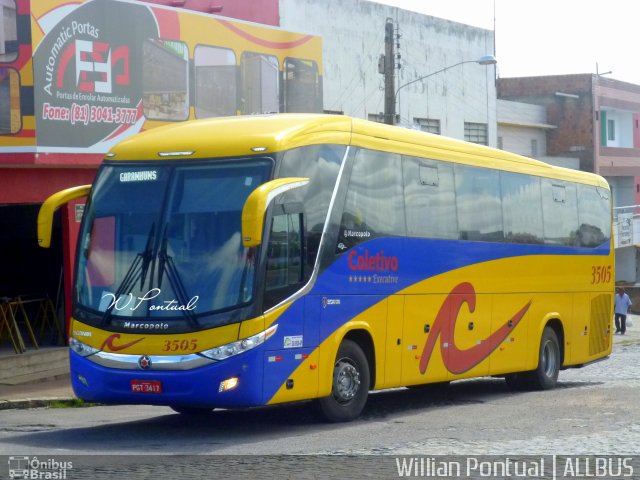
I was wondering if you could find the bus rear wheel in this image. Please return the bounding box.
[317,339,370,422]
[505,327,560,391]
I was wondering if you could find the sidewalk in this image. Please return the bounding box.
[1,316,639,409]
[612,313,640,345]
[0,373,74,409]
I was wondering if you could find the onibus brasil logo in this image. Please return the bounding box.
[8,456,73,479]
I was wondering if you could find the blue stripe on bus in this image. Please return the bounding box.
[314,236,609,296]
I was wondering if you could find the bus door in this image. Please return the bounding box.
[262,208,320,404]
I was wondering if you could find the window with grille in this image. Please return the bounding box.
[464,122,488,145]
[413,117,441,135]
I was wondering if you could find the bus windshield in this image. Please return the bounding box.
[76,159,272,319]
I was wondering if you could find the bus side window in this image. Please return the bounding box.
[283,57,321,113]
[0,1,17,63]
[542,180,579,246]
[454,164,503,242]
[500,171,544,244]
[576,184,611,247]
[264,212,304,309]
[142,39,189,121]
[0,68,21,134]
[402,156,457,240]
[241,52,279,115]
[337,149,404,251]
[194,45,237,118]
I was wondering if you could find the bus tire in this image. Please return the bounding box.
[506,327,560,391]
[527,326,561,390]
[317,339,370,422]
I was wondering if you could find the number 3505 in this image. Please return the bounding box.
[591,265,612,284]
[162,339,198,352]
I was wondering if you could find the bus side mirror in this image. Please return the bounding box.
[37,185,92,248]
[241,177,309,247]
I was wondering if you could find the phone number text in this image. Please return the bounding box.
[42,102,138,125]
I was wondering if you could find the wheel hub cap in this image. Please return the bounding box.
[334,361,360,403]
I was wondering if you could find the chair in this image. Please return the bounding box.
[0,297,26,354]
[8,296,39,350]
[35,295,63,345]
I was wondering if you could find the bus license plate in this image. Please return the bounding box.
[130,380,162,394]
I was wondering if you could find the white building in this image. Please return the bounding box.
[280,0,497,146]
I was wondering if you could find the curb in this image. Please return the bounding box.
[0,397,76,410]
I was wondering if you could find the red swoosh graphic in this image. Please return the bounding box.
[217,19,314,49]
[419,282,531,375]
[100,333,144,352]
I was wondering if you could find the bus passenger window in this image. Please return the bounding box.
[0,1,17,63]
[577,185,611,248]
[337,149,405,251]
[403,156,457,240]
[0,68,20,134]
[142,39,189,121]
[542,180,579,246]
[283,58,321,113]
[455,164,503,242]
[194,46,237,118]
[500,172,544,244]
[241,52,279,115]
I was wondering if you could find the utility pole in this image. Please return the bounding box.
[383,18,395,125]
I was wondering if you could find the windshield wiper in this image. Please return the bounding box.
[157,226,199,329]
[139,222,157,290]
[100,222,155,326]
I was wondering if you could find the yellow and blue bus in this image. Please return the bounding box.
[38,114,613,421]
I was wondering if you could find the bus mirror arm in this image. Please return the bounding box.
[241,177,310,248]
[37,185,92,248]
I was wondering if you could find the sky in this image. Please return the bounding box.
[374,0,639,85]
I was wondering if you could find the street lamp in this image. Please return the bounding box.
[388,54,497,125]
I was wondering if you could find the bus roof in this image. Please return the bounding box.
[107,114,609,188]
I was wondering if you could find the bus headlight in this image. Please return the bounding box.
[69,337,99,357]
[201,324,278,361]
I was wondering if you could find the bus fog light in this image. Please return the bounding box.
[219,377,239,392]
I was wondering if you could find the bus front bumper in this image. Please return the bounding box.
[70,349,265,408]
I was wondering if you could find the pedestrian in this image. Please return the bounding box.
[614,287,633,335]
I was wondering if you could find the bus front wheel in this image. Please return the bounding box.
[317,339,370,422]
